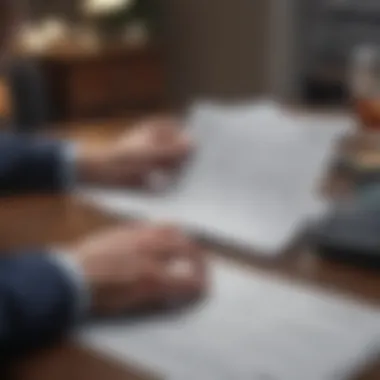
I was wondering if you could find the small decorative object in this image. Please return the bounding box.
[18,18,69,53]
[82,0,157,45]
[83,0,136,18]
[40,18,69,44]
[18,24,47,53]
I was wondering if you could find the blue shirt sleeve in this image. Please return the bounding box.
[0,251,83,358]
[48,252,91,322]
[0,134,75,194]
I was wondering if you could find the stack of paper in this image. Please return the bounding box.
[80,259,380,380]
[79,102,353,255]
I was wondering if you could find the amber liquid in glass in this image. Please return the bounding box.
[354,97,380,132]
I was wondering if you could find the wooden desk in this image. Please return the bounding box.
[3,123,379,380]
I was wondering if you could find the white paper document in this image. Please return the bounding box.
[80,259,380,380]
[79,103,352,255]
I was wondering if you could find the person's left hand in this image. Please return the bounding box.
[77,117,192,187]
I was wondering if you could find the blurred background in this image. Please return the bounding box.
[1,0,380,127]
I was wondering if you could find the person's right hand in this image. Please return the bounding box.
[67,224,207,315]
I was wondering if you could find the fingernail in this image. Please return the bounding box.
[168,259,193,278]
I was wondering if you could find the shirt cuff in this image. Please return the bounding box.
[60,142,77,190]
[48,252,91,322]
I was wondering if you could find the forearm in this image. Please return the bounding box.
[0,250,87,358]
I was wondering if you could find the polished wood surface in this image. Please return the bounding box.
[2,121,379,379]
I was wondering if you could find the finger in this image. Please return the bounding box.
[118,170,150,188]
[149,223,183,236]
[162,243,206,285]
[161,251,208,306]
[95,222,149,244]
[150,124,193,158]
[119,260,171,310]
[146,142,192,169]
[160,132,193,155]
[144,225,199,260]
[170,245,207,287]
[130,118,179,150]
[137,226,183,257]
[151,123,178,142]
[122,254,207,311]
[147,116,183,132]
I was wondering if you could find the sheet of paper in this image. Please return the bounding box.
[80,259,380,380]
[79,103,352,255]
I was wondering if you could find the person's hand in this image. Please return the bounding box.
[67,224,207,315]
[77,117,192,187]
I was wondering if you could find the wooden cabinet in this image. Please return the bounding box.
[39,46,167,122]
[0,78,11,121]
